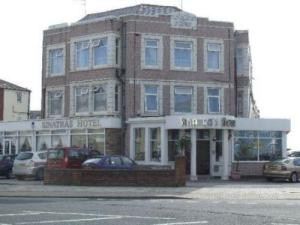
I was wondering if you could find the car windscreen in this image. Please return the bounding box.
[68,149,83,159]
[48,149,64,160]
[16,152,33,160]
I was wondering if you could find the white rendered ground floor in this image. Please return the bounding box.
[0,115,290,180]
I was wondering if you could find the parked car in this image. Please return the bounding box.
[47,147,101,169]
[13,151,47,180]
[0,154,17,179]
[82,155,137,170]
[263,157,300,182]
[288,151,300,157]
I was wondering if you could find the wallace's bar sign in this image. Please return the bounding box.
[42,118,101,129]
[181,117,235,128]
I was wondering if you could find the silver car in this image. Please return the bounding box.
[263,157,300,183]
[13,151,47,180]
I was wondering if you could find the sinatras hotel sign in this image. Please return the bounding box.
[165,116,236,129]
[41,118,101,129]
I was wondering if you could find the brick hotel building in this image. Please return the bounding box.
[0,5,290,180]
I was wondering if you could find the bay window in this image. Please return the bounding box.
[75,41,90,69]
[48,90,63,116]
[150,128,161,162]
[49,48,64,75]
[75,87,89,113]
[92,38,107,66]
[134,128,145,161]
[93,85,106,112]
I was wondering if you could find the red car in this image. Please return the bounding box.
[47,148,101,169]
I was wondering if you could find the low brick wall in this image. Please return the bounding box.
[232,162,265,176]
[44,156,186,187]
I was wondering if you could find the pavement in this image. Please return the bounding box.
[1,177,300,200]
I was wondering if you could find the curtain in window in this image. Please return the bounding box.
[93,86,106,111]
[93,38,107,66]
[145,86,158,112]
[207,43,221,70]
[76,87,89,113]
[150,128,161,162]
[48,91,62,115]
[174,87,192,113]
[76,41,89,68]
[174,41,192,68]
[49,49,63,74]
[145,39,158,66]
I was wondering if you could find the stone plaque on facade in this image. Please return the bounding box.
[171,11,197,30]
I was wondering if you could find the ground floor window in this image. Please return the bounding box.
[234,131,282,161]
[134,128,145,161]
[52,130,68,148]
[36,131,51,151]
[150,128,161,162]
[19,131,32,152]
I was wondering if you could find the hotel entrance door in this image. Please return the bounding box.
[196,130,210,175]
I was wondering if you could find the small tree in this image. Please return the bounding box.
[176,135,190,156]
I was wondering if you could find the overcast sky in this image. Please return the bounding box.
[0,0,299,149]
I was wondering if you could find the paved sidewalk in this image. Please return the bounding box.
[1,178,300,200]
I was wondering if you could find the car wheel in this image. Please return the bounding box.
[290,172,298,183]
[35,168,44,180]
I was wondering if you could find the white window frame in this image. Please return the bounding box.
[207,87,222,114]
[75,86,90,114]
[46,43,65,77]
[170,36,197,71]
[141,34,163,70]
[174,86,193,113]
[70,33,120,72]
[70,80,119,116]
[92,85,107,112]
[45,87,65,118]
[92,37,108,68]
[144,85,159,113]
[204,39,224,73]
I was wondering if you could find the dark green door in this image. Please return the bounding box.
[196,140,210,175]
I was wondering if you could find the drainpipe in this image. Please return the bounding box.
[115,19,127,155]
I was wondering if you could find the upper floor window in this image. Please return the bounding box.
[141,35,163,70]
[49,48,64,75]
[48,90,63,116]
[93,85,106,112]
[171,37,197,71]
[204,39,224,73]
[174,86,193,113]
[144,85,158,112]
[115,85,119,112]
[92,38,107,66]
[207,88,221,113]
[75,41,89,69]
[174,41,192,68]
[145,39,158,66]
[207,43,221,70]
[16,92,22,103]
[75,86,89,113]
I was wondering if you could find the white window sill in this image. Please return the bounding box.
[47,115,64,119]
[205,69,224,73]
[47,73,65,77]
[142,65,162,70]
[171,67,195,72]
